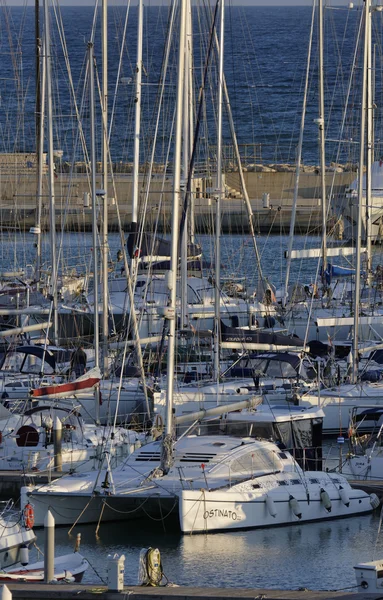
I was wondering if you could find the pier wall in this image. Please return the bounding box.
[1,169,354,234]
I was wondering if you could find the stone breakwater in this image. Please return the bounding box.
[0,159,355,233]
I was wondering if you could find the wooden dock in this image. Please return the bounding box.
[0,583,378,600]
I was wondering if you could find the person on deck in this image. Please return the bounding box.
[70,346,87,378]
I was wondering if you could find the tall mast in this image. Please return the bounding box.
[353,0,369,382]
[43,0,58,347]
[35,36,46,283]
[180,0,191,331]
[213,0,224,383]
[162,0,186,471]
[366,1,372,285]
[89,42,101,425]
[35,0,41,167]
[318,0,327,285]
[101,0,109,373]
[130,0,143,273]
[34,0,42,280]
[187,1,194,243]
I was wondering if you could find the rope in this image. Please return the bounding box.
[68,496,95,535]
[84,556,107,585]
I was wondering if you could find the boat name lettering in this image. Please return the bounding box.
[203,509,238,520]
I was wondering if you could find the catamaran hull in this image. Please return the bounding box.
[179,488,374,533]
[20,488,177,527]
[22,482,375,533]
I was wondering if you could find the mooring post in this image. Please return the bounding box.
[53,416,62,472]
[0,585,12,600]
[44,509,55,583]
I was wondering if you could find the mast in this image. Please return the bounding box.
[89,41,101,425]
[34,0,42,281]
[213,0,224,383]
[318,0,327,286]
[35,36,46,284]
[130,0,143,274]
[180,0,191,331]
[366,1,372,285]
[187,1,194,244]
[43,0,58,347]
[162,0,187,472]
[101,0,109,373]
[353,0,369,382]
[35,0,41,151]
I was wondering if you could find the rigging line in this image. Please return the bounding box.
[52,0,91,173]
[134,0,178,282]
[100,98,152,419]
[324,7,364,225]
[179,0,220,250]
[205,0,267,290]
[108,0,131,142]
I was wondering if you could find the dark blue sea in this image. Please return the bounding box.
[0,3,376,165]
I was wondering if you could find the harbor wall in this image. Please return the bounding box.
[2,167,355,234]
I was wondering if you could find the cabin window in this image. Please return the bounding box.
[229,449,279,475]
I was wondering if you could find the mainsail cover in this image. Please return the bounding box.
[220,321,305,349]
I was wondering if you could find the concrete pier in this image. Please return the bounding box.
[2,166,354,234]
[0,583,375,600]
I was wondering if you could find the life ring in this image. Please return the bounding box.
[23,503,34,530]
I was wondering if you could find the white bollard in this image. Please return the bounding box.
[44,510,55,583]
[0,585,12,600]
[53,417,62,472]
[107,554,125,592]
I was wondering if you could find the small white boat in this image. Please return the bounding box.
[0,501,36,569]
[0,551,88,583]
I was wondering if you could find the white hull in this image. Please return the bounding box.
[301,387,383,434]
[179,485,373,533]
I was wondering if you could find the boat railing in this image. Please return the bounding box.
[0,498,15,518]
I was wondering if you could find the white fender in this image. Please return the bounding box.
[320,488,332,513]
[370,493,380,509]
[265,494,277,517]
[338,485,350,507]
[19,544,29,566]
[289,495,302,519]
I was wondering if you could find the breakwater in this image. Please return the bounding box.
[0,157,355,234]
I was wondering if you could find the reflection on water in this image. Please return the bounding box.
[47,512,383,590]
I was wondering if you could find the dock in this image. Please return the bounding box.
[0,583,377,600]
[0,471,62,499]
[349,479,383,498]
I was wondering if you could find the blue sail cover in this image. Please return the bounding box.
[323,263,356,284]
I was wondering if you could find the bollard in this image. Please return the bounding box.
[53,416,62,472]
[0,585,12,600]
[107,553,125,592]
[44,510,55,583]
